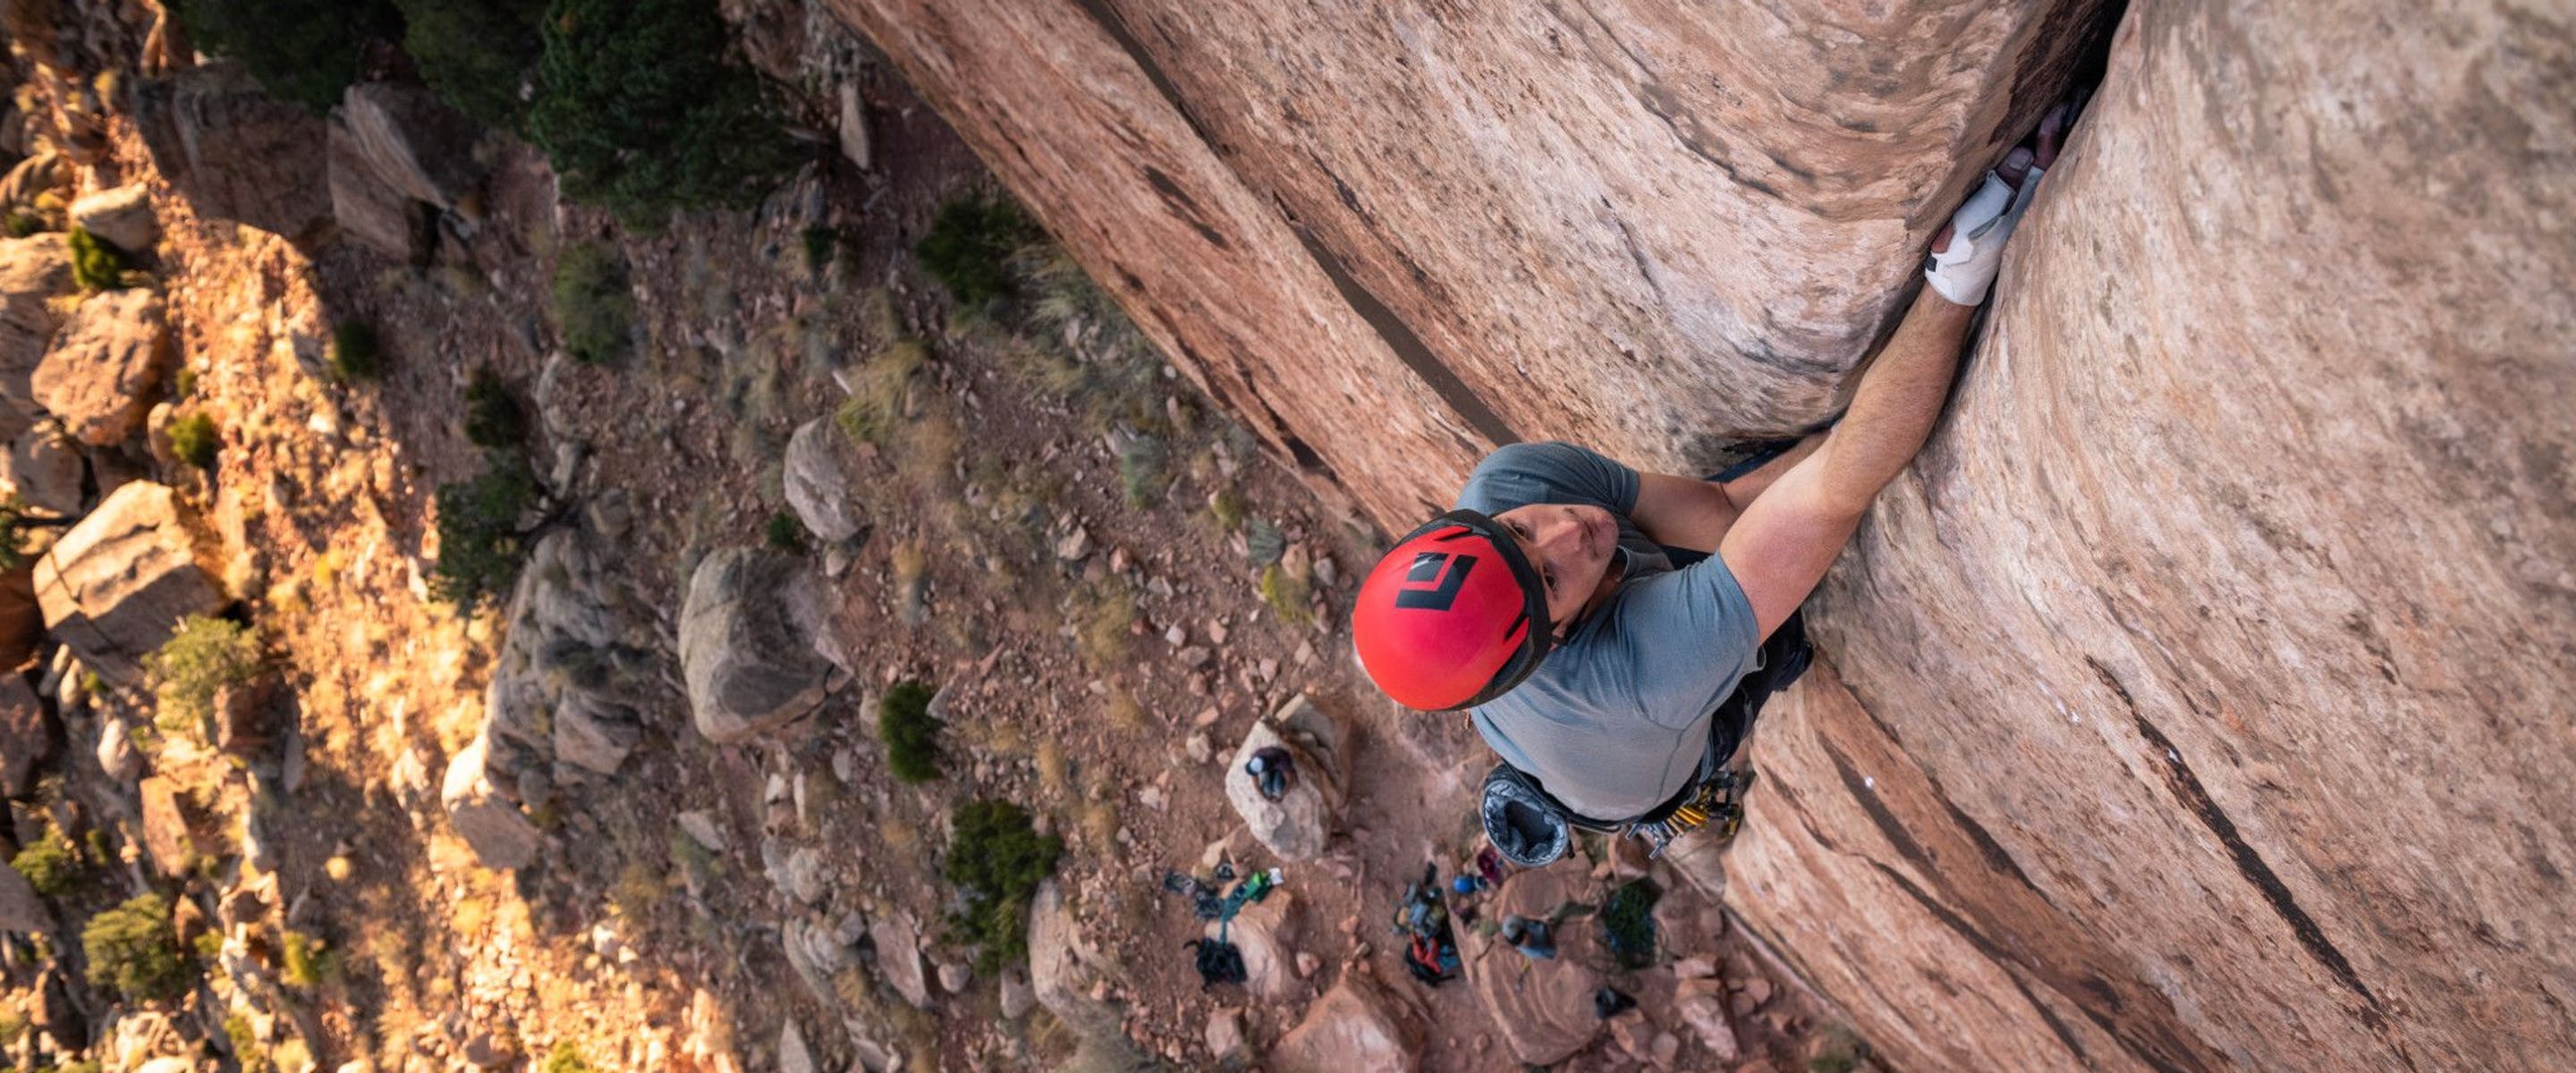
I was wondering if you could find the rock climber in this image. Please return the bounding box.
[1352,107,2074,863]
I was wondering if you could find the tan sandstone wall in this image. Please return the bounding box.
[835,0,2576,1069]
[826,0,2116,526]
[1732,3,2576,1070]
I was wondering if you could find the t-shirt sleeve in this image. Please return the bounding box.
[1602,552,1764,730]
[1454,442,1640,515]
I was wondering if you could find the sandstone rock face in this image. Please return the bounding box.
[826,0,2120,527]
[680,548,840,744]
[1459,859,1606,1066]
[68,184,156,253]
[32,482,224,685]
[5,420,88,515]
[137,775,208,877]
[0,675,51,798]
[1702,4,2576,1070]
[0,857,48,933]
[0,233,72,395]
[326,116,428,263]
[1269,975,1418,1073]
[131,62,330,239]
[33,289,171,445]
[1211,889,1295,1001]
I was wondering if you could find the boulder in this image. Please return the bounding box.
[5,420,89,516]
[1213,889,1297,1001]
[679,548,839,744]
[1270,975,1418,1073]
[68,184,157,253]
[31,289,172,446]
[1671,977,1740,1063]
[776,1019,817,1073]
[783,417,865,544]
[441,733,541,870]
[32,482,224,685]
[1222,693,1347,860]
[94,714,140,783]
[0,233,72,394]
[131,62,331,239]
[1027,880,1124,1037]
[869,909,932,1010]
[0,674,51,798]
[1203,1008,1247,1066]
[138,774,210,877]
[1458,859,1607,1066]
[326,116,428,263]
[339,82,484,211]
[483,530,650,781]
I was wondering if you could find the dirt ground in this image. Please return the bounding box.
[4,4,1855,1071]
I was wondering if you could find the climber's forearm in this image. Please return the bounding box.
[1807,291,1977,517]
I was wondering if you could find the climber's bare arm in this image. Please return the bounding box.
[1720,292,1977,637]
[1628,435,1824,553]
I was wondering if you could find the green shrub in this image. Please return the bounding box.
[917,193,1042,308]
[462,367,527,450]
[145,614,262,736]
[67,227,127,291]
[280,929,335,988]
[167,412,220,469]
[764,511,806,553]
[4,210,44,237]
[879,680,942,784]
[550,242,635,366]
[11,824,87,899]
[430,452,543,612]
[329,320,383,380]
[799,225,839,275]
[82,892,195,1003]
[394,0,547,131]
[539,1041,596,1073]
[941,799,1061,974]
[1597,879,1660,970]
[1118,433,1165,507]
[521,0,801,226]
[170,0,402,112]
[225,1013,272,1073]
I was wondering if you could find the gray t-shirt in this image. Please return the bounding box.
[1457,442,1763,819]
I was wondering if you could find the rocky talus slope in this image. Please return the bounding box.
[838,0,2576,1069]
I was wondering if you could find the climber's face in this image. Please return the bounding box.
[1490,502,1620,637]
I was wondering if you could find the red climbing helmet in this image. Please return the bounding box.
[1352,510,1551,711]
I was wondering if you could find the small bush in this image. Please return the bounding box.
[394,0,547,131]
[551,242,636,366]
[800,225,839,275]
[539,1041,596,1073]
[280,929,334,988]
[167,412,220,469]
[169,0,401,112]
[1597,879,1660,970]
[225,1014,271,1073]
[11,824,86,899]
[431,452,543,612]
[1117,433,1165,507]
[879,680,942,784]
[82,892,195,1003]
[144,615,262,736]
[834,338,926,446]
[67,227,127,291]
[1258,563,1310,627]
[462,367,528,450]
[764,511,807,553]
[329,320,383,380]
[941,799,1062,974]
[917,193,1043,308]
[522,0,801,226]
[3,210,44,237]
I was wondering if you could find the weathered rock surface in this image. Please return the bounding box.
[68,183,156,253]
[32,289,171,445]
[1699,4,2576,1071]
[138,774,208,877]
[131,62,330,239]
[1211,889,1296,1001]
[441,733,541,870]
[338,82,483,210]
[0,858,48,933]
[870,909,932,1010]
[1458,859,1606,1065]
[826,0,2120,528]
[783,417,865,544]
[32,481,224,685]
[326,116,428,263]
[0,675,52,798]
[1221,693,1346,860]
[680,548,841,744]
[0,233,72,394]
[1269,975,1418,1073]
[483,531,652,782]
[1027,880,1124,1038]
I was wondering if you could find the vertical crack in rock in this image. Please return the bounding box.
[2087,657,2413,1063]
[1071,0,1518,452]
